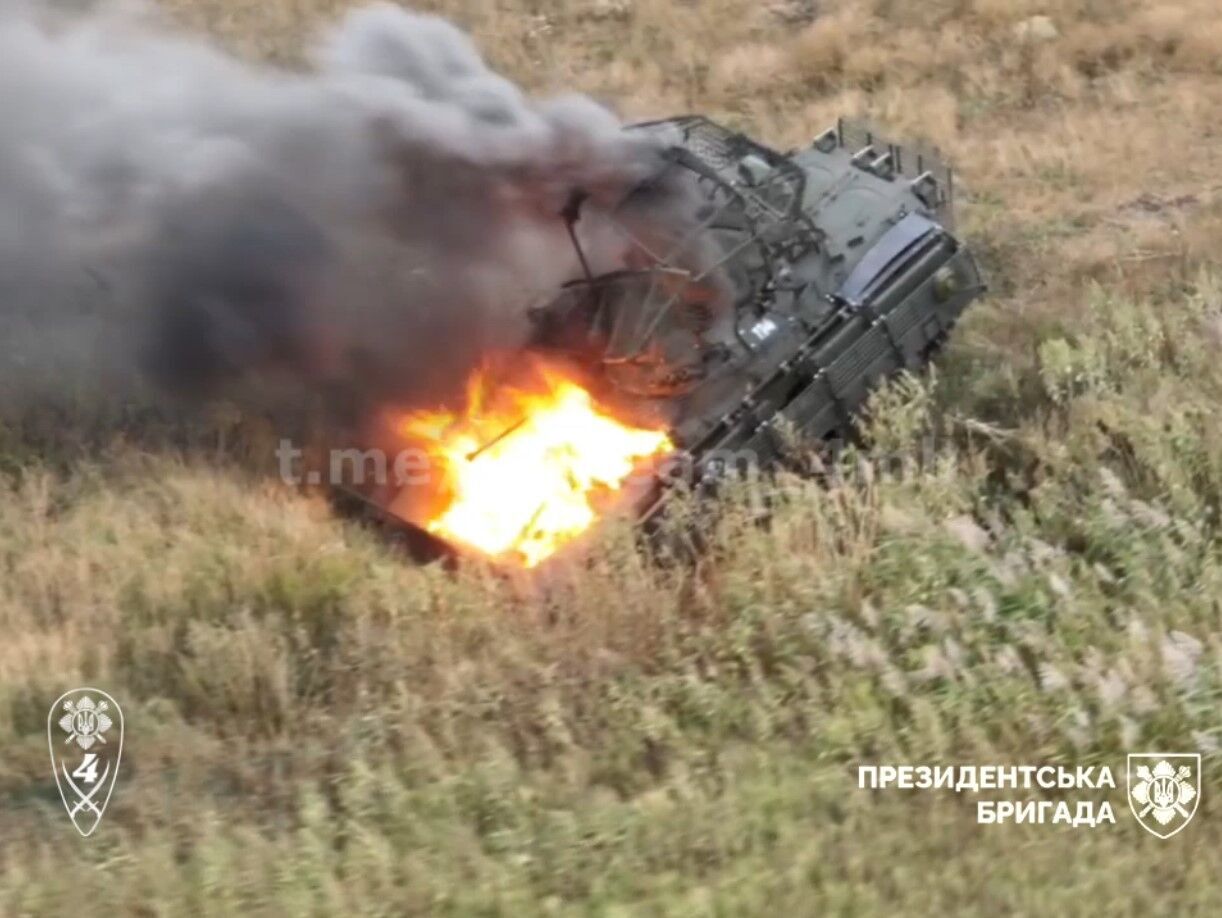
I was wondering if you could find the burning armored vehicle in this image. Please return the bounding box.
[350,117,985,567]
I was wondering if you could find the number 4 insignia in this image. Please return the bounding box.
[48,689,124,836]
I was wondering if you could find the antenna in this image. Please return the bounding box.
[560,190,595,284]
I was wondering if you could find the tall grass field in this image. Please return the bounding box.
[3,1,1222,914]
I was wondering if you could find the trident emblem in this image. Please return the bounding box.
[1127,753,1201,839]
[47,688,124,836]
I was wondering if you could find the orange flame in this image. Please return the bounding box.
[395,364,672,567]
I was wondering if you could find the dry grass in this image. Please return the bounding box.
[4,1,1222,914]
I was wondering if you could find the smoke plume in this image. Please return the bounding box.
[0,1,664,432]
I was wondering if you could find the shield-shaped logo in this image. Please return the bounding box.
[47,688,123,836]
[1127,753,1201,839]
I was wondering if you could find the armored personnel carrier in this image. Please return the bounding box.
[346,116,984,564]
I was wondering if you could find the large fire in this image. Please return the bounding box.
[394,363,673,567]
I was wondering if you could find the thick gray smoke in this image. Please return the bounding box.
[0,1,664,433]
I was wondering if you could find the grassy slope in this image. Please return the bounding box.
[4,0,1222,913]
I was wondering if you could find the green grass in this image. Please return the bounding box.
[3,1,1222,914]
[3,273,1221,914]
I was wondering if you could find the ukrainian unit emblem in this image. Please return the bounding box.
[48,688,124,836]
[1126,753,1200,839]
